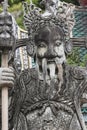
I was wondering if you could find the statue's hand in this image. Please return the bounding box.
[0,67,15,88]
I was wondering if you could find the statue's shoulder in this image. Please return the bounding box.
[69,65,87,80]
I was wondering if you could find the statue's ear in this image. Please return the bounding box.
[26,41,36,57]
[64,39,73,55]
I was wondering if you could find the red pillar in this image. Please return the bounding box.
[78,0,87,6]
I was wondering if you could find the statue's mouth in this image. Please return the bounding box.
[47,58,55,63]
[39,58,59,79]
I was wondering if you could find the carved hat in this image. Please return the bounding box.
[23,2,75,56]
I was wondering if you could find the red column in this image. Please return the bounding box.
[79,0,87,6]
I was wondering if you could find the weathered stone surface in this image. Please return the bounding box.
[2,1,86,130]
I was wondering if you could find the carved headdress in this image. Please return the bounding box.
[23,1,75,56]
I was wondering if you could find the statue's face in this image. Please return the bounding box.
[26,107,72,130]
[35,26,65,62]
[0,14,12,38]
[35,26,66,74]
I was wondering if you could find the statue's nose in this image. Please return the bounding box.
[45,45,56,58]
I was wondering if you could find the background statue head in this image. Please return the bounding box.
[0,11,18,49]
[41,0,59,16]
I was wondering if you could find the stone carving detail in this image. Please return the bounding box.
[0,12,14,49]
[9,1,87,130]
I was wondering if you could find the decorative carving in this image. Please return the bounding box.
[9,1,87,130]
[23,0,75,40]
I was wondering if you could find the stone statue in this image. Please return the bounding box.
[0,1,87,130]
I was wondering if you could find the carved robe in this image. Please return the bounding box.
[9,64,87,130]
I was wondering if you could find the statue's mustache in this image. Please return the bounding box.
[37,53,62,59]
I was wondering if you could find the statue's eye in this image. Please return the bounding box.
[38,42,47,48]
[55,40,61,46]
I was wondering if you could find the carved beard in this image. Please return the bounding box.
[37,57,63,93]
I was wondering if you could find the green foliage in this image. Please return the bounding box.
[8,0,40,6]
[8,3,22,12]
[0,6,2,13]
[16,13,24,29]
[67,48,80,66]
[67,48,87,67]
[8,0,25,6]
